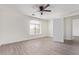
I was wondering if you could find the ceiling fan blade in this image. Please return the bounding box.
[43,10,51,12]
[44,4,50,9]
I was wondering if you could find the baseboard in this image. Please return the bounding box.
[0,35,49,46]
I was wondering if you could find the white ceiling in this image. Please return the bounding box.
[16,4,79,19]
[1,4,79,19]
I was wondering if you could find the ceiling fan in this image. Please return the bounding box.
[39,4,51,15]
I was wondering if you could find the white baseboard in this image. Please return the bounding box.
[0,35,49,46]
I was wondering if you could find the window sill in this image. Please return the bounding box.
[29,34,42,36]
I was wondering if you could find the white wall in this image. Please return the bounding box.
[64,15,79,40]
[48,19,53,37]
[41,20,49,36]
[0,5,26,44]
[72,19,79,36]
[64,18,72,40]
[24,16,49,37]
[0,5,49,45]
[53,18,64,42]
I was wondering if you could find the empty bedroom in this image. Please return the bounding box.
[0,4,79,55]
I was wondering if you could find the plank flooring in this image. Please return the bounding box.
[0,37,79,55]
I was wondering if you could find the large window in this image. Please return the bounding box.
[30,20,41,35]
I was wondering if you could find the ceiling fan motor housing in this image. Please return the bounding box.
[39,6,44,11]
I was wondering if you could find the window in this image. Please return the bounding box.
[30,20,41,35]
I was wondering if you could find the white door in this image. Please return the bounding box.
[53,18,64,42]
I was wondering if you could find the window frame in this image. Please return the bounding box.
[30,20,41,35]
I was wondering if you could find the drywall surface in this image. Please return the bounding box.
[0,5,26,45]
[0,5,49,45]
[41,20,49,36]
[64,15,79,40]
[64,18,72,40]
[72,19,79,36]
[48,19,53,37]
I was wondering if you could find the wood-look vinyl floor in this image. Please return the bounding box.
[0,37,79,55]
